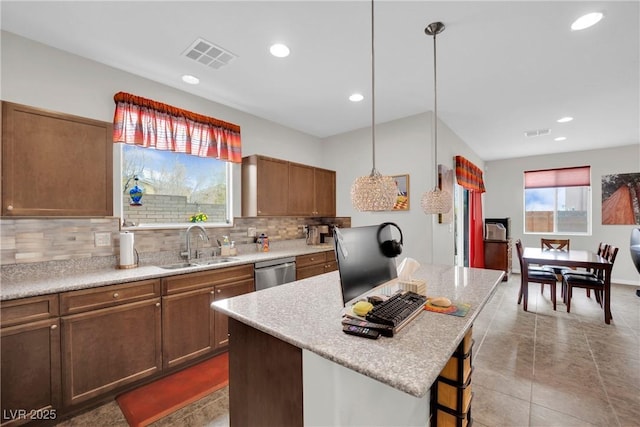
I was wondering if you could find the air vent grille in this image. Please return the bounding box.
[524,128,551,137]
[183,38,237,69]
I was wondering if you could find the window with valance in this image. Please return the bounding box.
[524,166,591,234]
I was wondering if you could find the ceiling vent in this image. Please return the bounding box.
[183,38,237,70]
[524,128,551,138]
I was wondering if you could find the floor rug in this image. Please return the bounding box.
[116,352,229,427]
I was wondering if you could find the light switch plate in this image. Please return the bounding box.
[94,232,111,247]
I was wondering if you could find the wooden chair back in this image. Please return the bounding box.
[541,238,570,252]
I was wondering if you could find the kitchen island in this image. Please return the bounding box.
[212,264,503,426]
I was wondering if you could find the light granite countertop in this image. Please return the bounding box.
[0,243,335,301]
[212,264,503,398]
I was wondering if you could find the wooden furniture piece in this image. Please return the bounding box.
[483,239,511,281]
[295,250,337,280]
[540,238,570,251]
[60,279,162,407]
[1,295,61,427]
[562,245,619,315]
[162,264,254,369]
[521,247,614,323]
[241,154,336,217]
[1,101,113,217]
[515,240,559,310]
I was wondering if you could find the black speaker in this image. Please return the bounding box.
[377,222,403,258]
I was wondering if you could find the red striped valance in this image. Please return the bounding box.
[455,155,486,193]
[112,92,242,163]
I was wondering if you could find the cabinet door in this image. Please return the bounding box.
[1,318,61,427]
[314,168,336,217]
[296,264,327,280]
[61,299,161,406]
[214,278,254,349]
[288,163,315,216]
[1,101,113,217]
[257,156,289,216]
[162,287,215,369]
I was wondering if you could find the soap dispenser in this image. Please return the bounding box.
[221,236,231,256]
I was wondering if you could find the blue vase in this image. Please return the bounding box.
[129,179,143,206]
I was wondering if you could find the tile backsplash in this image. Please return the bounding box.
[0,216,350,266]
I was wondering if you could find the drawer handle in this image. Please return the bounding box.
[113,292,119,298]
[50,324,57,330]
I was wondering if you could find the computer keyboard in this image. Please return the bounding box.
[365,291,427,332]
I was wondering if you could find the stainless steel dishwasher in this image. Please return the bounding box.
[254,256,297,291]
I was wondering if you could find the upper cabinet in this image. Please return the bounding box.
[242,155,336,217]
[1,102,113,217]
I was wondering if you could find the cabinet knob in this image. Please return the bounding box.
[7,205,13,211]
[211,290,215,294]
[155,302,160,307]
[217,289,222,293]
[113,292,119,298]
[50,324,57,330]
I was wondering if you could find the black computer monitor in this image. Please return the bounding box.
[333,224,398,306]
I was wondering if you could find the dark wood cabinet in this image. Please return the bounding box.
[213,278,255,349]
[1,295,61,427]
[162,264,254,368]
[288,163,315,216]
[1,101,113,217]
[60,280,162,406]
[484,239,512,281]
[242,154,336,217]
[296,251,337,280]
[313,167,336,217]
[242,155,289,216]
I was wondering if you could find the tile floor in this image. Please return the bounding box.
[56,275,639,427]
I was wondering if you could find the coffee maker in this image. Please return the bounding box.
[306,225,330,245]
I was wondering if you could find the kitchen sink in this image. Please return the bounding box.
[158,258,239,269]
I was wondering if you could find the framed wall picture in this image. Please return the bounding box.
[392,175,410,210]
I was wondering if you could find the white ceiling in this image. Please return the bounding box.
[1,1,638,161]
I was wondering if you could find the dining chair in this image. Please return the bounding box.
[562,245,618,316]
[559,242,608,300]
[516,239,559,310]
[540,237,571,276]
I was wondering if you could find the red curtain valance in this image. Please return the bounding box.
[112,92,242,163]
[455,155,486,193]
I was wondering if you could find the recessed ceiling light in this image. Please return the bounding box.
[349,93,364,102]
[554,136,567,141]
[270,43,290,58]
[571,12,603,31]
[181,74,200,85]
[557,116,574,123]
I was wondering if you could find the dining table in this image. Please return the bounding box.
[521,247,613,323]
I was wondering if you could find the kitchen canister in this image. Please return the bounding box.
[118,231,138,269]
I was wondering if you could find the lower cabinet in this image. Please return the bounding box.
[296,251,337,280]
[483,239,512,281]
[0,264,254,422]
[1,295,61,427]
[60,280,162,407]
[162,265,254,369]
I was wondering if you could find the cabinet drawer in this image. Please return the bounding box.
[296,252,327,268]
[1,294,59,328]
[163,264,254,295]
[60,279,161,315]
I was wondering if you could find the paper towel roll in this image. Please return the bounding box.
[119,232,136,267]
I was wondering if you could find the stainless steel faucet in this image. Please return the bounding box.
[181,224,210,262]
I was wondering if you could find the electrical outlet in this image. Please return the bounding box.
[247,227,257,237]
[94,232,111,247]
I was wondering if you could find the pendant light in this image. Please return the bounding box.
[421,22,452,215]
[350,0,397,212]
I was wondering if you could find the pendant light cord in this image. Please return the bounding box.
[370,0,377,174]
[432,28,439,188]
